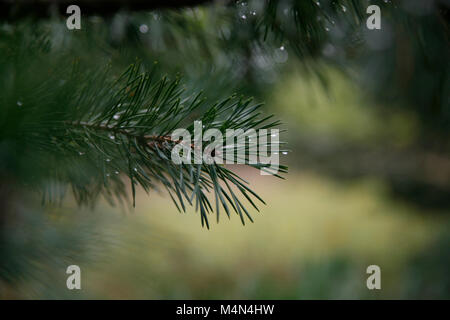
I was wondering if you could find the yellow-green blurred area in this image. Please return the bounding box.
[2,170,448,299]
[273,65,419,147]
[87,171,448,299]
[1,66,449,299]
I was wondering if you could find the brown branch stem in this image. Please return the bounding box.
[69,121,179,149]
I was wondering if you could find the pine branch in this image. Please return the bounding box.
[0,37,287,227]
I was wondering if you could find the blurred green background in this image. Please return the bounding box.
[2,68,448,299]
[0,0,449,299]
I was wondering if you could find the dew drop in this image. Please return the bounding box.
[109,134,115,140]
[282,151,288,155]
[241,14,247,20]
[17,101,23,107]
[139,24,149,34]
[113,114,120,120]
[78,151,85,156]
[106,158,111,162]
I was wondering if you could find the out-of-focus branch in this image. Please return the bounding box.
[0,0,217,20]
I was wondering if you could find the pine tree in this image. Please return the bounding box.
[1,0,448,224]
[0,0,448,292]
[1,0,295,229]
